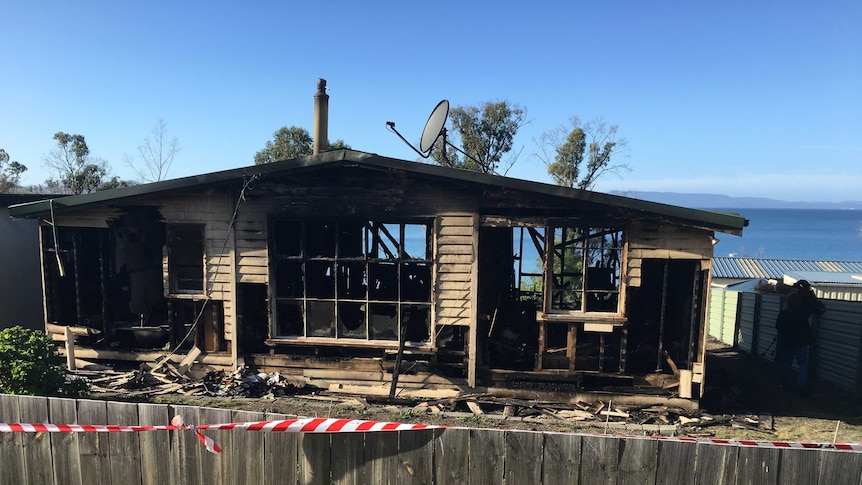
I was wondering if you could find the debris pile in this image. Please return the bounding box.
[71,360,315,399]
[197,368,308,398]
[408,395,775,437]
[69,355,774,438]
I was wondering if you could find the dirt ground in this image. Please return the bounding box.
[107,343,862,444]
[698,344,862,443]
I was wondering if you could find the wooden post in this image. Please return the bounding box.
[467,214,480,388]
[99,230,109,335]
[64,326,76,371]
[619,323,628,373]
[72,232,82,326]
[536,321,545,370]
[687,269,702,369]
[679,369,692,399]
[389,327,407,399]
[655,260,669,372]
[568,323,577,371]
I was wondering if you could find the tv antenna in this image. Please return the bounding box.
[386,100,449,160]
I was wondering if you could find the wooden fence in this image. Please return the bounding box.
[1,394,861,484]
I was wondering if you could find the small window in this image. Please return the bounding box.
[167,224,205,293]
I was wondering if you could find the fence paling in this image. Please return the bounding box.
[2,393,861,485]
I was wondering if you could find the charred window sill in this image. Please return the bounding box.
[265,337,432,351]
[166,293,208,301]
[537,313,627,325]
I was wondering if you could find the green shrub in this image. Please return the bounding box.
[0,326,87,396]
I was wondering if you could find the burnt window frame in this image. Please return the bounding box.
[270,219,433,344]
[166,224,206,295]
[544,225,624,315]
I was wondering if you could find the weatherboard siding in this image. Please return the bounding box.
[233,204,270,285]
[434,214,476,328]
[158,192,237,344]
[626,222,714,287]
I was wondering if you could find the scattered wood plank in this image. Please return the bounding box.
[327,383,461,399]
[152,384,187,395]
[663,350,680,376]
[599,410,630,419]
[685,416,732,428]
[176,346,202,376]
[466,401,484,415]
[47,323,101,338]
[64,326,76,370]
[678,416,700,425]
[556,409,595,420]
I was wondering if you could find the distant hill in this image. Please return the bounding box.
[610,191,862,210]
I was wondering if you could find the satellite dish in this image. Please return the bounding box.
[419,100,449,154]
[385,99,456,161]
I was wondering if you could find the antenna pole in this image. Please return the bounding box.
[441,128,449,164]
[385,122,428,158]
[445,137,483,168]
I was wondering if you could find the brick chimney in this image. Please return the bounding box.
[313,78,329,155]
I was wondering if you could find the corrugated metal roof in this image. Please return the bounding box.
[713,257,862,279]
[7,149,748,234]
[785,271,862,286]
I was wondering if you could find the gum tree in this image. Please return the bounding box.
[255,126,348,164]
[535,116,629,190]
[44,132,110,194]
[0,148,27,193]
[430,100,527,175]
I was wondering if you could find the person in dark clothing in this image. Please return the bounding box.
[775,283,823,395]
[793,279,826,318]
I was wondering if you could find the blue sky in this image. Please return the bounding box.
[2,1,860,202]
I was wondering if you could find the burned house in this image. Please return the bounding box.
[8,150,746,402]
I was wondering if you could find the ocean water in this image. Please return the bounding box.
[712,209,862,261]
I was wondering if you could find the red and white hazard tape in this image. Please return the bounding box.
[3,417,860,454]
[0,417,438,455]
[193,417,439,434]
[644,434,862,452]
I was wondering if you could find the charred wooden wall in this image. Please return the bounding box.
[155,191,236,347]
[626,222,714,288]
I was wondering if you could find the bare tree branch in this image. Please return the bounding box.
[125,119,181,182]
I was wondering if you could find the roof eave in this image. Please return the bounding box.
[7,148,748,234]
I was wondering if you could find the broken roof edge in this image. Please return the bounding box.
[7,148,747,234]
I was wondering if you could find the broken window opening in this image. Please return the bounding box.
[166,299,225,352]
[403,224,430,260]
[306,221,336,257]
[271,219,432,343]
[549,226,623,314]
[275,300,303,336]
[41,226,107,328]
[337,301,366,338]
[238,283,269,354]
[372,222,400,260]
[307,301,335,337]
[481,227,540,371]
[369,303,398,340]
[114,214,166,318]
[513,227,545,303]
[625,259,702,373]
[167,224,205,294]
